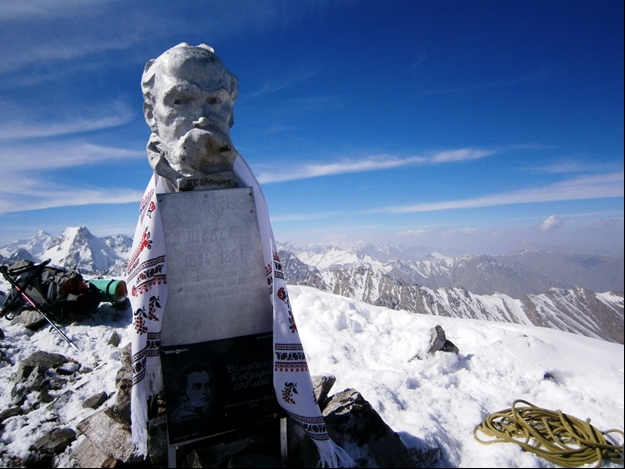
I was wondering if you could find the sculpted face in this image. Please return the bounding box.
[142,44,239,188]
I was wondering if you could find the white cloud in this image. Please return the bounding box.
[590,218,619,230]
[0,178,143,215]
[0,109,134,141]
[375,173,624,214]
[0,141,144,174]
[249,71,318,98]
[0,139,145,214]
[257,148,495,183]
[538,215,564,232]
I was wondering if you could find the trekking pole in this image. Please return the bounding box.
[0,265,79,352]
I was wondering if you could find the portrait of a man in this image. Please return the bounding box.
[170,362,214,423]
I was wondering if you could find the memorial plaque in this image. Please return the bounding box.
[158,188,280,444]
[161,333,278,445]
[158,187,273,345]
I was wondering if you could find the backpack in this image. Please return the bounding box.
[1,259,100,323]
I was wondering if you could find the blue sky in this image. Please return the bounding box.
[0,0,623,255]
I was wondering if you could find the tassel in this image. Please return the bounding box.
[314,440,356,468]
[130,384,149,457]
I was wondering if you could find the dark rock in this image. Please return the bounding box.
[39,389,55,404]
[23,451,54,468]
[119,343,131,370]
[72,437,113,468]
[112,380,131,425]
[311,375,336,411]
[0,406,23,422]
[114,368,131,386]
[227,452,284,468]
[10,309,47,330]
[107,331,121,347]
[286,417,320,468]
[186,436,261,468]
[323,388,417,468]
[83,392,108,410]
[0,327,4,339]
[427,325,459,355]
[31,427,76,454]
[148,415,168,468]
[46,390,74,412]
[441,339,459,354]
[49,378,68,390]
[76,407,138,464]
[13,362,35,382]
[408,446,441,468]
[23,364,47,392]
[21,351,69,370]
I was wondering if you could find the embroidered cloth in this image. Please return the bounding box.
[127,155,352,467]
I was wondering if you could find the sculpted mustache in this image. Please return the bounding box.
[183,126,233,153]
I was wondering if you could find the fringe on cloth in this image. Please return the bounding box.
[128,153,354,467]
[315,440,356,468]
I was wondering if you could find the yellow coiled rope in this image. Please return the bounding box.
[474,399,624,468]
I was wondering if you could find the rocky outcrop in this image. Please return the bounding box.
[2,341,439,468]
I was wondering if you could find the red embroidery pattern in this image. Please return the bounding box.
[131,274,166,297]
[128,227,153,273]
[275,362,308,373]
[127,255,165,284]
[134,307,148,334]
[139,188,155,223]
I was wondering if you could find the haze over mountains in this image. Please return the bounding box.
[1,227,623,344]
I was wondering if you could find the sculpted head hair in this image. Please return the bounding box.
[141,43,238,133]
[140,43,241,190]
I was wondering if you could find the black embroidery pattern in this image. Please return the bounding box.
[146,332,161,357]
[131,347,147,385]
[275,343,308,372]
[127,255,165,282]
[277,287,297,333]
[287,412,330,441]
[282,382,298,405]
[273,252,284,279]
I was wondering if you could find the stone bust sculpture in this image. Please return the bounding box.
[141,43,239,191]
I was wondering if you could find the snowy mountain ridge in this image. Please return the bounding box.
[0,227,131,276]
[1,228,622,344]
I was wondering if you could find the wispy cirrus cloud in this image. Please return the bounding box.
[530,160,620,174]
[0,179,143,214]
[0,140,144,173]
[0,112,134,141]
[249,71,318,98]
[371,172,624,214]
[0,98,135,140]
[0,140,145,214]
[426,69,550,94]
[257,148,495,183]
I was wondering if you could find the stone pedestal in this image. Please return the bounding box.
[157,188,280,447]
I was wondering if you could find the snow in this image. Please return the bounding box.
[1,285,623,467]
